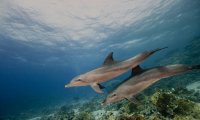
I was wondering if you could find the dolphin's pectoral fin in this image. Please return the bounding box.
[97,83,105,89]
[131,65,143,76]
[91,83,104,93]
[125,96,138,104]
[103,52,115,65]
[125,98,137,104]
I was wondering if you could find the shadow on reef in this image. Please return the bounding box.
[39,38,200,120]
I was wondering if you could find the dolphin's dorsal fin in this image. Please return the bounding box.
[131,65,143,76]
[103,52,114,65]
[91,83,104,93]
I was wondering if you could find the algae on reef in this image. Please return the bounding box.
[151,89,200,119]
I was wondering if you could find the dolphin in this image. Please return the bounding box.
[65,47,167,93]
[102,64,200,105]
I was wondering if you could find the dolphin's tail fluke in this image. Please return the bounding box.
[150,47,168,54]
[192,65,200,70]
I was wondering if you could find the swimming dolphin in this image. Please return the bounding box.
[102,64,200,105]
[65,47,167,93]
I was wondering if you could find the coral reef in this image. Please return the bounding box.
[93,110,118,120]
[40,105,75,120]
[150,89,200,119]
[39,88,200,120]
[73,111,94,120]
[118,114,145,120]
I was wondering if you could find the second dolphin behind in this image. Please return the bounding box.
[102,64,200,105]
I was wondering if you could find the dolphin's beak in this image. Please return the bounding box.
[101,99,107,106]
[65,84,71,88]
[101,103,106,106]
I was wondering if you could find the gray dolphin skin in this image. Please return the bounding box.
[102,64,200,105]
[65,47,167,93]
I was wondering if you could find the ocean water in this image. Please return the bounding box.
[0,0,200,120]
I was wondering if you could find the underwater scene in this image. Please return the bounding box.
[1,0,200,120]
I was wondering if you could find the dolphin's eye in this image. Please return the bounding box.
[111,94,116,97]
[76,79,82,81]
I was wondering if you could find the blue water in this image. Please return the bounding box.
[0,0,200,119]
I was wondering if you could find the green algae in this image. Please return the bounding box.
[120,102,137,114]
[73,111,94,120]
[97,111,118,120]
[118,113,145,120]
[150,89,200,119]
